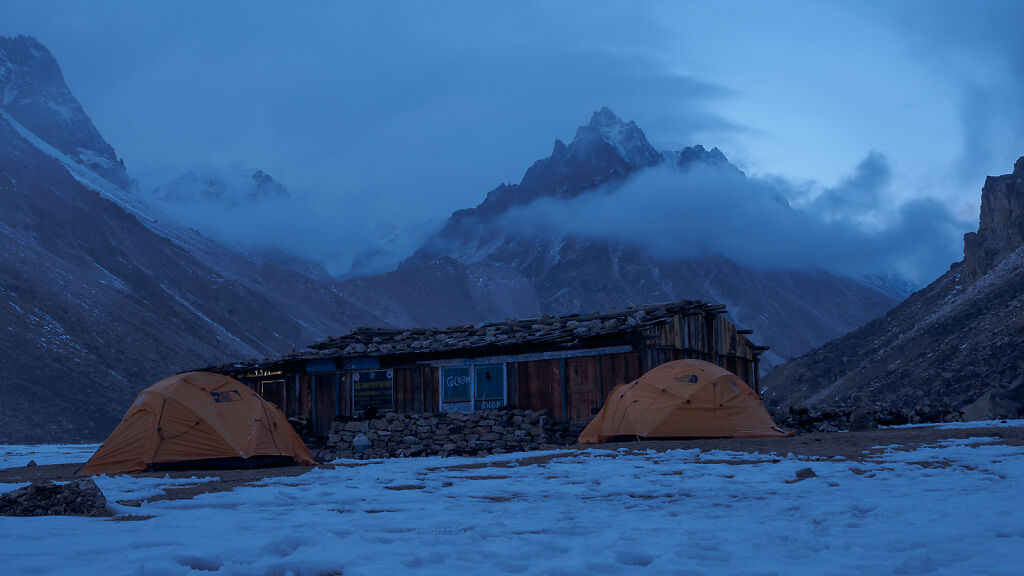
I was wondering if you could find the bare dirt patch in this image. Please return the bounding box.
[587,425,1024,461]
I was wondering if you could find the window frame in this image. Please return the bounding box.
[439,361,507,413]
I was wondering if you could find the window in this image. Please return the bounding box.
[474,364,505,410]
[441,366,472,413]
[440,363,506,413]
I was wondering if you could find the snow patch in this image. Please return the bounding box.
[1,437,1023,574]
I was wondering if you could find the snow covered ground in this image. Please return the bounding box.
[2,435,1023,575]
[0,444,99,469]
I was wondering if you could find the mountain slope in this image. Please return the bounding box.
[0,36,128,188]
[344,108,897,366]
[763,158,1024,418]
[0,36,383,442]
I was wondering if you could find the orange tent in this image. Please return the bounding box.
[578,359,789,444]
[80,372,316,475]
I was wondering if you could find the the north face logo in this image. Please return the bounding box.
[211,390,243,403]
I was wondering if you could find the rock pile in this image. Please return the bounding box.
[0,479,110,517]
[318,409,569,460]
[773,404,963,433]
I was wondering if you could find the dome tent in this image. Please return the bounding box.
[578,359,789,444]
[80,372,316,475]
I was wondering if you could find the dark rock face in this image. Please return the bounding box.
[963,157,1024,282]
[765,157,1024,420]
[676,144,742,176]
[0,36,129,188]
[0,479,110,517]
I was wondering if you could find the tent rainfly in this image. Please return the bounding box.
[578,359,789,444]
[80,372,316,475]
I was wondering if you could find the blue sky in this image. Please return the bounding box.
[2,1,1022,278]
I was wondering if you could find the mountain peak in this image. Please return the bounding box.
[963,156,1024,281]
[572,107,661,170]
[151,166,290,205]
[588,106,623,128]
[676,144,744,176]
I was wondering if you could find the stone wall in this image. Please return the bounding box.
[317,409,570,460]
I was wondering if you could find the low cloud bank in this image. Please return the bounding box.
[150,190,441,276]
[498,155,970,285]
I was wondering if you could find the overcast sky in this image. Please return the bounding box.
[2,1,1022,277]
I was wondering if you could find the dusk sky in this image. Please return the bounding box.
[2,1,1022,278]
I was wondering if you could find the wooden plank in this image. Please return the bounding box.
[506,363,519,409]
[515,359,563,420]
[299,374,312,420]
[393,368,413,413]
[339,372,351,417]
[314,373,336,436]
[567,357,599,423]
[411,367,423,413]
[423,366,438,413]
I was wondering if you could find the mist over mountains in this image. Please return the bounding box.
[0,34,972,441]
[347,108,902,366]
[153,111,966,288]
[765,156,1024,420]
[0,36,383,441]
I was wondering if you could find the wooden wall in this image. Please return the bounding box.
[511,352,642,425]
[237,309,764,432]
[392,366,439,414]
[514,359,563,417]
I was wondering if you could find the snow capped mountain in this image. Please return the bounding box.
[151,166,290,205]
[346,108,898,368]
[672,144,744,176]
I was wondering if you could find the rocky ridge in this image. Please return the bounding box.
[765,157,1024,420]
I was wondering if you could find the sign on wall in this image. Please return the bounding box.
[441,366,472,413]
[474,364,505,410]
[352,369,394,415]
[440,363,506,413]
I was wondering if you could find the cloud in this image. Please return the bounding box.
[805,151,890,222]
[496,157,968,285]
[1,2,1014,279]
[149,182,442,275]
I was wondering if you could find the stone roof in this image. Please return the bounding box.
[218,300,748,371]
